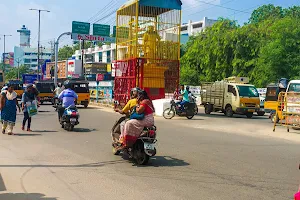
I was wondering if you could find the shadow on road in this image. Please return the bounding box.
[196,112,269,120]
[13,133,42,136]
[31,130,58,133]
[73,128,97,133]
[0,160,125,168]
[142,156,190,167]
[0,193,57,200]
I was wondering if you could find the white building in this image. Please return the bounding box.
[14,46,52,69]
[73,43,116,64]
[164,17,218,44]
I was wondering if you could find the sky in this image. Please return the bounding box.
[0,0,299,55]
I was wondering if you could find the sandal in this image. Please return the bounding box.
[8,132,13,135]
[2,130,5,134]
[27,128,32,132]
[21,126,25,131]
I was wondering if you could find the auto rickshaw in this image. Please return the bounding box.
[34,80,55,104]
[8,80,24,98]
[68,79,90,108]
[264,78,288,123]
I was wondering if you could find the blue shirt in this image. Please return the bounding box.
[58,89,78,108]
[180,89,189,102]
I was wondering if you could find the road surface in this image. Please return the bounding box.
[0,105,298,200]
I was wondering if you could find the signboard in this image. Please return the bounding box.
[96,74,104,81]
[71,33,115,43]
[72,21,90,34]
[22,74,41,84]
[93,24,110,36]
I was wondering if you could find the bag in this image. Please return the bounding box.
[130,107,145,120]
[27,101,38,117]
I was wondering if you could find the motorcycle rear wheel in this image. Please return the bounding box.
[163,108,175,119]
[112,146,121,155]
[135,150,149,165]
[186,114,194,119]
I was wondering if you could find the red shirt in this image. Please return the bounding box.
[140,100,154,115]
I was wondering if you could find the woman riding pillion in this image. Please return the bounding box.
[119,90,155,148]
[112,88,140,142]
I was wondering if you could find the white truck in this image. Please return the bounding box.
[201,77,260,118]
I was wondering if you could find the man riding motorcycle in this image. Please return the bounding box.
[112,87,140,141]
[57,81,78,121]
[179,85,190,111]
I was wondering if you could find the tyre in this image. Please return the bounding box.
[135,150,150,165]
[246,112,253,118]
[84,102,88,108]
[225,106,233,117]
[257,111,265,116]
[163,108,175,119]
[186,114,194,119]
[194,106,198,115]
[68,125,74,131]
[204,104,212,114]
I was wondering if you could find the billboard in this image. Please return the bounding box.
[4,52,14,67]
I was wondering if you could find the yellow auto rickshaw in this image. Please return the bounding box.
[264,78,288,123]
[8,80,24,98]
[35,80,55,104]
[67,79,90,108]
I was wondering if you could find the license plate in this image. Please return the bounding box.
[144,143,155,150]
[248,109,255,112]
[70,118,77,122]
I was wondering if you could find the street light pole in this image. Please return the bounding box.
[29,8,50,81]
[0,34,12,73]
[54,32,71,87]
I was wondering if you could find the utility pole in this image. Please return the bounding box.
[81,40,85,80]
[0,34,12,73]
[29,8,50,81]
[14,58,21,80]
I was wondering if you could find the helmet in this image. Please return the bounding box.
[186,85,190,90]
[1,86,8,92]
[63,80,71,89]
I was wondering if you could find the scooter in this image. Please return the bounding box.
[111,101,157,165]
[59,105,80,131]
[163,99,195,119]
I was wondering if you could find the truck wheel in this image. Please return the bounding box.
[204,104,212,114]
[225,106,233,117]
[246,112,253,118]
[257,111,265,116]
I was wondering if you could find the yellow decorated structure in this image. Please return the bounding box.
[114,0,182,102]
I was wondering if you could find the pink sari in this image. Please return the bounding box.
[120,100,154,147]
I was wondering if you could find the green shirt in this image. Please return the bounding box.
[180,89,189,102]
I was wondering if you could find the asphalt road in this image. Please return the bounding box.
[0,105,299,200]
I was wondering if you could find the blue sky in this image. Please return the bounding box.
[0,0,299,54]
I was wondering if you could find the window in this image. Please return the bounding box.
[193,23,202,29]
[288,83,300,92]
[25,53,31,56]
[99,52,103,62]
[32,59,37,62]
[73,83,89,93]
[236,86,259,97]
[24,59,31,63]
[228,85,237,96]
[181,26,188,31]
[107,51,111,63]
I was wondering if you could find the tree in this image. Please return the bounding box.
[249,4,284,24]
[5,65,31,81]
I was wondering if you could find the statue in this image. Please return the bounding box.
[143,26,160,60]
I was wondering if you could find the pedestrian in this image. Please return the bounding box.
[0,84,21,135]
[21,84,37,131]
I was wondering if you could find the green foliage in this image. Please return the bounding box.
[5,65,31,81]
[58,43,80,60]
[180,5,300,87]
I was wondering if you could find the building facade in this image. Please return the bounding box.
[14,46,52,69]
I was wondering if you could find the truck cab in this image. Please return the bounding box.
[202,77,260,118]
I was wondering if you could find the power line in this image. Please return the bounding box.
[193,0,251,14]
[87,0,116,23]
[94,10,117,24]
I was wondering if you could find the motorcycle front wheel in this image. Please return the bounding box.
[163,108,175,119]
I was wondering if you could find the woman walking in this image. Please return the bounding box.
[21,84,37,131]
[0,84,21,135]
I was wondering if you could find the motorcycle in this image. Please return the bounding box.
[111,101,157,165]
[163,100,195,119]
[59,105,80,131]
[189,94,198,115]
